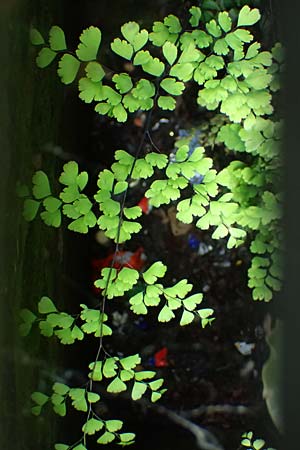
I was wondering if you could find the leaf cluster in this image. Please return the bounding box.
[89,353,166,403]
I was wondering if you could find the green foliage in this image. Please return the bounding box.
[240,431,276,450]
[23,161,96,233]
[22,4,283,449]
[88,353,166,402]
[76,26,102,61]
[129,262,214,327]
[20,297,112,343]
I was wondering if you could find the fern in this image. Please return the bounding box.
[22,3,284,448]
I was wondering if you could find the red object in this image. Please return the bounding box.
[138,196,151,214]
[154,347,168,367]
[92,247,146,293]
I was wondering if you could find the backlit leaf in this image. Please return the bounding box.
[160,78,184,96]
[53,402,66,416]
[164,14,181,33]
[76,26,101,61]
[162,41,178,65]
[121,21,139,43]
[111,38,133,60]
[189,6,201,27]
[107,377,127,393]
[85,61,105,82]
[237,5,261,27]
[180,310,195,326]
[158,95,176,110]
[143,262,167,284]
[106,419,123,432]
[31,391,49,406]
[132,29,148,52]
[124,206,142,219]
[82,418,104,435]
[119,433,136,443]
[97,432,115,444]
[113,73,133,94]
[218,11,232,32]
[49,26,67,51]
[57,54,80,84]
[131,381,147,400]
[142,57,165,77]
[36,47,56,68]
[149,379,164,391]
[38,296,57,314]
[158,305,175,322]
[32,171,51,199]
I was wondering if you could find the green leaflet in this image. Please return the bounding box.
[30,28,44,45]
[164,14,182,34]
[180,310,195,326]
[218,11,231,32]
[123,206,142,219]
[206,19,222,38]
[237,5,261,27]
[158,305,175,322]
[19,308,37,336]
[82,418,104,435]
[162,41,178,65]
[113,73,133,93]
[158,96,176,110]
[106,419,123,432]
[131,381,147,400]
[142,56,165,77]
[170,62,195,82]
[58,54,80,84]
[111,38,133,60]
[120,354,141,370]
[143,261,167,284]
[49,26,67,51]
[95,267,139,298]
[69,388,88,412]
[121,22,148,51]
[132,78,155,100]
[121,21,140,43]
[59,162,88,190]
[150,22,171,46]
[107,377,127,393]
[31,391,49,406]
[38,296,57,314]
[160,78,184,96]
[97,432,115,444]
[79,78,106,103]
[23,199,40,221]
[36,47,56,68]
[214,38,229,55]
[76,26,101,61]
[32,171,51,199]
[189,6,201,27]
[86,61,105,82]
[119,433,136,443]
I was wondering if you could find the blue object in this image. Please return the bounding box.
[178,129,189,137]
[148,356,155,367]
[190,172,204,185]
[188,234,200,250]
[135,317,149,331]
